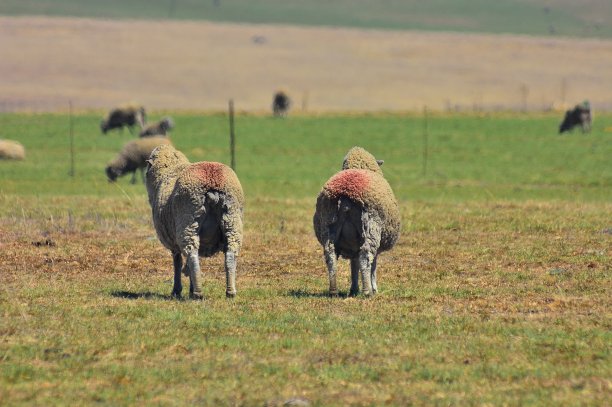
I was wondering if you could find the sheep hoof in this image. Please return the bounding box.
[349,289,359,297]
[226,291,236,299]
[329,290,339,297]
[190,292,204,300]
[171,291,182,300]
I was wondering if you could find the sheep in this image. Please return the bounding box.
[100,103,146,134]
[105,136,171,184]
[145,144,244,299]
[139,117,174,138]
[559,100,592,134]
[272,91,291,117]
[0,139,25,160]
[313,147,400,297]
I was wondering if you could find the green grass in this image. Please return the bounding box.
[0,112,610,405]
[1,0,611,38]
[0,112,610,201]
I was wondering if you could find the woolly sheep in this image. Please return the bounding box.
[559,100,592,134]
[100,103,146,134]
[139,117,174,138]
[272,91,291,117]
[0,139,25,160]
[105,136,171,184]
[313,147,400,296]
[145,144,244,299]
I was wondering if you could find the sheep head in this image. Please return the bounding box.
[342,146,384,174]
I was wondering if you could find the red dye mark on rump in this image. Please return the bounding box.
[326,169,370,199]
[189,162,226,189]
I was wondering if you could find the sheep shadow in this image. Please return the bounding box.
[110,290,174,301]
[287,289,350,299]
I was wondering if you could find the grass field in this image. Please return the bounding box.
[1,0,611,38]
[1,112,611,405]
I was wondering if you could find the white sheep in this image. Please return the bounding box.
[105,136,171,184]
[313,147,400,296]
[139,117,174,138]
[0,139,25,160]
[145,144,244,299]
[100,103,146,134]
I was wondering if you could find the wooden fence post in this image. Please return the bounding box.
[69,100,75,177]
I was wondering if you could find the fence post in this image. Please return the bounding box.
[69,100,75,177]
[229,99,235,170]
[422,105,428,177]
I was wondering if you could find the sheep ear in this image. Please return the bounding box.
[376,159,384,166]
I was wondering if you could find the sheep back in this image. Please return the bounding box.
[174,162,245,254]
[0,139,26,160]
[315,169,400,253]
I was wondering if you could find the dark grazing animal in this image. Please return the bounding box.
[559,101,592,134]
[100,104,147,134]
[139,117,174,138]
[272,91,291,117]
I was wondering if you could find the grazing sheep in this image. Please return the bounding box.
[145,144,244,299]
[559,100,592,134]
[313,147,400,296]
[139,117,174,138]
[0,139,25,160]
[105,136,171,184]
[100,103,146,134]
[272,91,291,117]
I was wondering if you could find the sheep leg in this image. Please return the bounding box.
[349,257,360,296]
[370,255,378,294]
[186,252,203,300]
[225,250,237,298]
[359,250,373,296]
[324,240,338,296]
[130,171,137,184]
[171,252,183,298]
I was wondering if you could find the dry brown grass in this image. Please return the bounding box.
[1,16,611,113]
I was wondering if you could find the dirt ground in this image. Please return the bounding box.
[1,16,611,112]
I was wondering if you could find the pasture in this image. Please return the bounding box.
[0,112,610,405]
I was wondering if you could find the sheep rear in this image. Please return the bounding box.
[332,196,367,258]
[195,190,227,258]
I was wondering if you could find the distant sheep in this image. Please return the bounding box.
[139,117,174,138]
[272,91,291,117]
[559,101,592,134]
[0,139,25,160]
[146,144,245,299]
[100,103,146,134]
[105,136,171,184]
[313,147,400,296]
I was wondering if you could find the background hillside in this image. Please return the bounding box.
[1,0,611,38]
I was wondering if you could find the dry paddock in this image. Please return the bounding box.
[1,16,612,112]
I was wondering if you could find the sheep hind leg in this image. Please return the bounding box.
[370,255,378,294]
[225,250,237,298]
[358,250,373,296]
[186,252,203,300]
[171,252,183,298]
[349,257,360,296]
[324,240,339,296]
